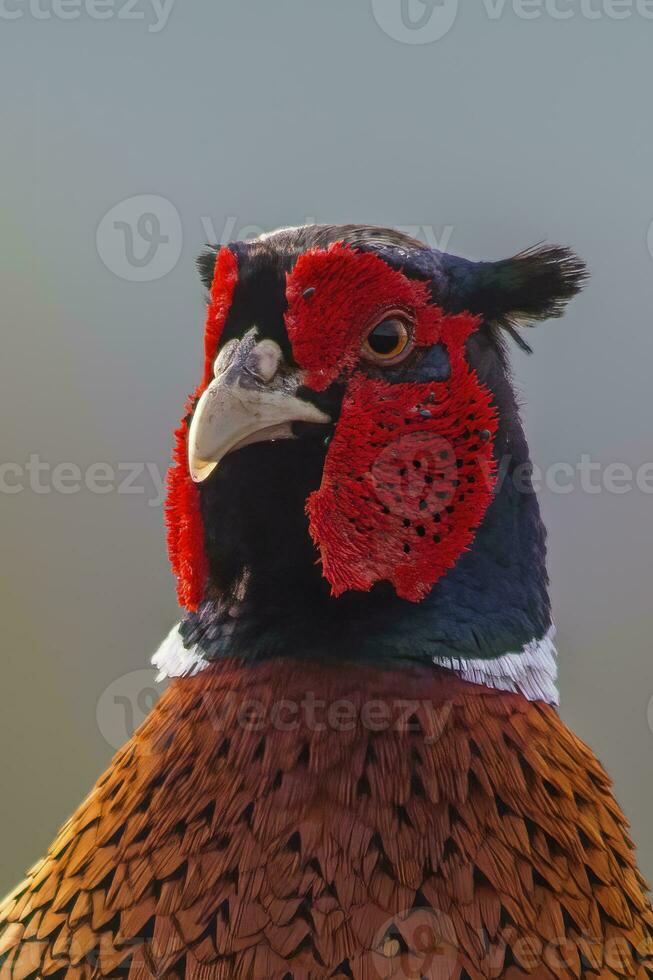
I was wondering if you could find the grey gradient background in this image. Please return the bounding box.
[1,0,653,894]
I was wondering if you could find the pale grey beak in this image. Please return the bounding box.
[188,328,331,482]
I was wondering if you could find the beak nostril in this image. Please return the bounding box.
[244,340,282,384]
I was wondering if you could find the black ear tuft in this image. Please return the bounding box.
[197,245,219,290]
[484,244,588,324]
[443,244,588,353]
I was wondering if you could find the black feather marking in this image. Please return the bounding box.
[197,246,220,290]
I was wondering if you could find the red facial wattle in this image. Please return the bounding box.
[285,243,445,390]
[166,246,239,610]
[285,243,499,602]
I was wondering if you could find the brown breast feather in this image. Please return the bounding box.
[1,660,652,979]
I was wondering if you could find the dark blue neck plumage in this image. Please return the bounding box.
[180,414,550,666]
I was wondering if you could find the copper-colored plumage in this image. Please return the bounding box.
[1,660,652,979]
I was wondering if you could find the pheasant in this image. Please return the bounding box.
[1,224,651,979]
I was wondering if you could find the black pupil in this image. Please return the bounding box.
[368,319,404,356]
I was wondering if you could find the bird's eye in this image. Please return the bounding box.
[362,314,414,366]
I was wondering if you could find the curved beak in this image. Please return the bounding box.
[188,328,331,483]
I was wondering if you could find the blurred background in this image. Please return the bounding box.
[1,0,653,893]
